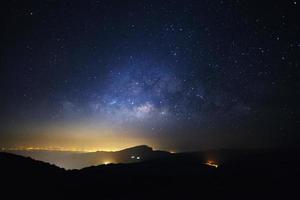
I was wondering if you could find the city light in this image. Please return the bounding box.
[204,160,219,168]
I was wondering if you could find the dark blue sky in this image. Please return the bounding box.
[0,0,299,151]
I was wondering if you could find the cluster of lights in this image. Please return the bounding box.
[0,147,123,153]
[131,155,141,160]
[1,147,82,152]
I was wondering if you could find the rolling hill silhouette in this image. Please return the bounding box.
[5,145,171,169]
[1,147,299,199]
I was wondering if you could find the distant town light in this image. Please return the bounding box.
[204,161,219,168]
[136,156,140,160]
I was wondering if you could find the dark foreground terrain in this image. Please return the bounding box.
[0,148,299,199]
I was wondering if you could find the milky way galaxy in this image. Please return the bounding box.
[0,0,299,151]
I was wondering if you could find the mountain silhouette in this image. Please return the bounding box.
[1,148,299,199]
[4,145,171,169]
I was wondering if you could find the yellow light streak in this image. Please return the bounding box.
[204,160,219,168]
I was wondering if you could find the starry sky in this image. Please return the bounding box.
[0,0,299,151]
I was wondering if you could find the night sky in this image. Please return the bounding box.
[1,0,299,151]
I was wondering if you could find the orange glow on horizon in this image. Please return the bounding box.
[0,123,159,153]
[1,146,147,153]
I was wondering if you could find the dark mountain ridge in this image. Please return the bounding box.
[1,148,299,199]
